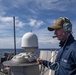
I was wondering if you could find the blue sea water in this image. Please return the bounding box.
[0,48,40,57]
[0,48,58,58]
[0,49,22,57]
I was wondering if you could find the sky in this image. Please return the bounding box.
[0,0,76,49]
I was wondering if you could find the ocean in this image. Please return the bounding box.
[0,48,59,60]
[0,48,41,57]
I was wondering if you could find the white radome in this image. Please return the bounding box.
[21,32,38,52]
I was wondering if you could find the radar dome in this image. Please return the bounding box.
[21,32,38,52]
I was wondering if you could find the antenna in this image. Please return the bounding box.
[13,16,16,55]
[31,30,32,32]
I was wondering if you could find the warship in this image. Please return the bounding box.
[0,32,58,75]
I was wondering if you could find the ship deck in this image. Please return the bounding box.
[0,48,59,75]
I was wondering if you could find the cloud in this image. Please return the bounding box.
[0,0,76,20]
[0,17,13,32]
[0,37,21,49]
[35,0,76,12]
[0,16,25,37]
[28,19,44,28]
[0,0,76,49]
[0,27,59,48]
[0,16,25,29]
[71,20,76,39]
[1,0,76,15]
[0,38,14,48]
[0,16,12,22]
[32,28,59,48]
[0,1,7,16]
[15,17,25,28]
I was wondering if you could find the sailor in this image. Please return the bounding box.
[37,17,76,75]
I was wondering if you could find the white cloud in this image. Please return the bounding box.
[0,27,59,49]
[35,0,76,11]
[32,28,59,48]
[1,0,32,8]
[0,37,21,49]
[0,0,76,49]
[0,38,14,48]
[0,1,7,16]
[15,17,25,28]
[49,39,59,44]
[71,20,76,39]
[0,17,12,22]
[0,0,76,17]
[0,16,25,29]
[0,16,25,38]
[0,17,13,30]
[29,19,44,28]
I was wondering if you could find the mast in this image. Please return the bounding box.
[13,16,16,55]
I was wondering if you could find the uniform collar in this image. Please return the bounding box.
[59,34,75,47]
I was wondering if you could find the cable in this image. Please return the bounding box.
[40,50,58,75]
[47,51,59,71]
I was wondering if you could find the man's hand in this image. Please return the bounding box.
[37,58,43,64]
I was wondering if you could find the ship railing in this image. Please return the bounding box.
[39,48,59,75]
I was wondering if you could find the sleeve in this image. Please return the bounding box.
[70,48,76,75]
[71,48,76,63]
[42,60,59,70]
